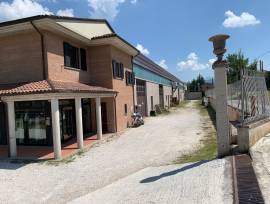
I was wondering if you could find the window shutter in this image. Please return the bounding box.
[80,48,87,71]
[132,72,135,85]
[63,42,70,67]
[120,63,124,79]
[125,71,128,85]
[112,60,117,78]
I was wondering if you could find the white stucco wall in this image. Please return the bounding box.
[163,85,172,108]
[172,88,179,100]
[179,89,185,102]
[145,81,160,116]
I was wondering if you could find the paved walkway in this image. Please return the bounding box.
[0,101,231,204]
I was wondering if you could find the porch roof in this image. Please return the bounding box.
[0,80,117,97]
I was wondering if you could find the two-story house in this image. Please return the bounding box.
[0,15,138,159]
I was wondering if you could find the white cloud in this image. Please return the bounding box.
[136,44,150,56]
[0,0,52,22]
[157,59,168,69]
[177,52,215,71]
[88,0,137,21]
[56,8,74,17]
[223,10,260,28]
[88,0,125,21]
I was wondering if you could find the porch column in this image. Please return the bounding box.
[75,97,84,149]
[95,97,102,140]
[7,101,16,157]
[51,98,61,159]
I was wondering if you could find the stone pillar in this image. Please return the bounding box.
[51,98,61,159]
[75,97,84,149]
[7,101,16,157]
[95,97,102,140]
[213,61,230,157]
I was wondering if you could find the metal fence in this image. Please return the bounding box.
[239,69,270,124]
[205,69,270,125]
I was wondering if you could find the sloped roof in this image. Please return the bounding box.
[0,80,117,96]
[0,15,138,56]
[134,54,185,84]
[0,15,115,32]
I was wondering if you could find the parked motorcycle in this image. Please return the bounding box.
[132,112,144,127]
[132,105,144,127]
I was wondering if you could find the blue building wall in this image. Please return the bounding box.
[133,63,172,86]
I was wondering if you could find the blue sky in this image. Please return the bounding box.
[0,0,269,82]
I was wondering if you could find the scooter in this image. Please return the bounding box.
[132,105,144,127]
[132,112,144,127]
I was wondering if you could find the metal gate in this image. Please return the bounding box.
[136,79,147,116]
[227,69,270,125]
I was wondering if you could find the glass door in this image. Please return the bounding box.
[15,101,51,146]
[60,100,76,142]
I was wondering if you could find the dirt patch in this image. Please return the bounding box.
[174,101,217,163]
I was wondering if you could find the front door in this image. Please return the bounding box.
[101,102,108,132]
[60,100,76,142]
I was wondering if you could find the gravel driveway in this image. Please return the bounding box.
[71,159,232,204]
[0,101,207,204]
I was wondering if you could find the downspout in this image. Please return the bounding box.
[30,21,46,80]
[131,56,136,111]
[114,93,118,132]
[131,52,140,112]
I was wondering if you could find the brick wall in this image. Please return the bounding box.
[44,31,92,83]
[110,46,134,131]
[0,31,43,84]
[44,32,134,132]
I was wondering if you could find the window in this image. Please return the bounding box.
[63,42,87,70]
[125,71,135,85]
[112,60,124,79]
[124,104,128,116]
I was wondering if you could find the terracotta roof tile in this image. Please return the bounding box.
[0,80,117,96]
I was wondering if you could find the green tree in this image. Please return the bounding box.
[187,74,205,92]
[226,51,257,84]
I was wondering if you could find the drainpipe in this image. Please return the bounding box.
[30,21,46,80]
[114,93,118,132]
[131,56,136,112]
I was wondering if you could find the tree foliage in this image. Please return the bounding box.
[226,51,257,84]
[187,74,205,92]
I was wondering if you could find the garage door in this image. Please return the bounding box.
[136,79,147,117]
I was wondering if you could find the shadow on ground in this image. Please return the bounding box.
[140,160,209,183]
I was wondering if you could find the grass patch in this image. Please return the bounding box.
[174,101,217,164]
[45,149,86,166]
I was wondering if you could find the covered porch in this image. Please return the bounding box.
[0,133,114,160]
[0,80,117,160]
